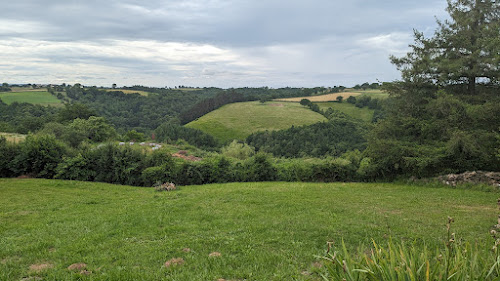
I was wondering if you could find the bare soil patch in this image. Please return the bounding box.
[164,257,185,267]
[29,263,53,272]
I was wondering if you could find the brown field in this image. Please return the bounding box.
[275,92,363,102]
[0,132,26,143]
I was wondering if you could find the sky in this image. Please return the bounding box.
[0,0,449,88]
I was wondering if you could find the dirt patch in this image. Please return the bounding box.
[172,151,202,162]
[182,248,191,253]
[164,257,185,267]
[209,252,222,257]
[29,263,53,272]
[438,171,500,187]
[79,270,92,275]
[269,103,284,107]
[67,263,87,271]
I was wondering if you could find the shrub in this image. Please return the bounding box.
[221,140,255,160]
[12,134,68,178]
[0,137,18,177]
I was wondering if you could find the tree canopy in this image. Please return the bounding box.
[391,0,500,95]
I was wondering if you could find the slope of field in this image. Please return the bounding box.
[0,91,62,106]
[350,89,389,99]
[275,92,362,102]
[0,179,497,280]
[185,101,326,142]
[316,102,375,122]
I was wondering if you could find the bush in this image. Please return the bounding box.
[12,134,68,178]
[221,140,255,160]
[0,137,18,177]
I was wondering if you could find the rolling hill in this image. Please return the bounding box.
[185,101,326,142]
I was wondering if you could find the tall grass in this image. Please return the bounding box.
[322,214,500,280]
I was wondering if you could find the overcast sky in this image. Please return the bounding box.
[0,0,448,88]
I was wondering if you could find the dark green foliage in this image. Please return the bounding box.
[0,83,11,92]
[0,137,17,177]
[0,102,58,134]
[155,122,220,150]
[245,153,277,182]
[346,96,356,104]
[247,113,367,158]
[124,130,146,142]
[12,134,68,178]
[69,116,117,143]
[300,99,312,106]
[57,103,96,123]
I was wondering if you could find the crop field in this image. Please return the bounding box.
[316,102,375,122]
[186,101,326,142]
[0,179,497,280]
[0,91,62,106]
[0,132,26,143]
[106,89,150,96]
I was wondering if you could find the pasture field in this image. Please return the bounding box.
[275,92,362,102]
[185,101,326,142]
[0,91,62,106]
[0,132,26,143]
[350,89,390,99]
[316,102,375,122]
[0,179,497,280]
[106,89,151,96]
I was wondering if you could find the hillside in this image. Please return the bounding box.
[185,101,326,142]
[316,102,375,122]
[0,88,61,106]
[0,179,497,280]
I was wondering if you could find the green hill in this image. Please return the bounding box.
[316,102,375,122]
[185,101,326,142]
[0,90,62,106]
[0,179,496,280]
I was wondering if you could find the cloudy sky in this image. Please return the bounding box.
[0,0,448,88]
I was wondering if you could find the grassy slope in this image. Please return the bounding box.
[0,90,61,106]
[316,102,375,122]
[106,89,151,96]
[185,101,326,142]
[0,179,497,280]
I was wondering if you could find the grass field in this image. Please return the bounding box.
[0,179,497,280]
[106,89,151,96]
[350,89,390,99]
[0,132,26,143]
[316,102,375,122]
[0,91,62,106]
[275,92,363,102]
[185,101,326,142]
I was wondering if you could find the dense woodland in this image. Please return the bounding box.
[0,0,498,186]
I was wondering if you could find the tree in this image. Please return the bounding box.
[336,96,343,103]
[300,99,312,107]
[391,0,500,95]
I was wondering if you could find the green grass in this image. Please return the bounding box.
[0,179,497,280]
[0,91,62,106]
[349,89,390,99]
[185,101,326,142]
[106,89,150,96]
[0,132,26,143]
[316,102,375,122]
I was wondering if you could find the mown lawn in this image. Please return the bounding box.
[0,91,62,106]
[185,101,326,143]
[0,179,497,280]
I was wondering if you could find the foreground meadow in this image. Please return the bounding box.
[0,179,497,280]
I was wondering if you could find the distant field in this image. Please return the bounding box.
[350,89,389,99]
[186,101,326,142]
[275,92,362,102]
[0,179,497,280]
[106,89,151,96]
[316,102,375,122]
[0,132,26,143]
[0,91,62,106]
